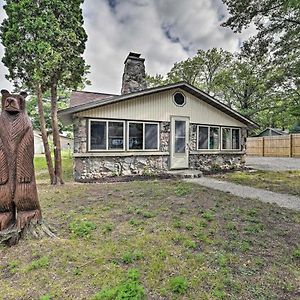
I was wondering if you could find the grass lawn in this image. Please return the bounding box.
[0,156,299,299]
[215,170,300,197]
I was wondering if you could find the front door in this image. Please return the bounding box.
[170,116,189,169]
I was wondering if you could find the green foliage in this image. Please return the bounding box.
[292,247,300,259]
[121,250,144,264]
[92,269,145,300]
[27,91,72,134]
[169,276,189,294]
[40,295,51,300]
[7,260,19,274]
[69,220,96,238]
[1,0,89,91]
[27,256,49,271]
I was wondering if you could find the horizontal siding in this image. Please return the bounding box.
[75,88,246,127]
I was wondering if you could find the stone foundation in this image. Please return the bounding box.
[189,153,245,172]
[74,155,169,182]
[74,153,245,181]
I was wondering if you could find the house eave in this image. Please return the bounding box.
[58,82,258,129]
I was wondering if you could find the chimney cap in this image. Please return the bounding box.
[124,52,145,64]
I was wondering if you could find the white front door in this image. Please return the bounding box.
[170,116,189,169]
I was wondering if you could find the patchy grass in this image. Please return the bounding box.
[0,163,299,299]
[216,170,300,196]
[34,152,73,182]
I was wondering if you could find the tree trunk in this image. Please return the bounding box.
[50,79,64,185]
[36,84,55,184]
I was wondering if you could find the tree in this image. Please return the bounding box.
[146,46,297,132]
[221,0,300,56]
[1,0,88,184]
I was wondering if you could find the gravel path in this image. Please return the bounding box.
[185,177,300,211]
[246,156,300,171]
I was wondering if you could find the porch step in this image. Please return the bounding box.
[167,169,203,179]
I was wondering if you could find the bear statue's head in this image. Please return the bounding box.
[1,89,28,115]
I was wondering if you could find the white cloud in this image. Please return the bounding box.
[0,0,257,95]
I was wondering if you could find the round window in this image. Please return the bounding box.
[173,92,186,106]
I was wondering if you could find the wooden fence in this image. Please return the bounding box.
[246,134,300,157]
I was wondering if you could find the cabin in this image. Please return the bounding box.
[59,52,257,182]
[255,127,288,137]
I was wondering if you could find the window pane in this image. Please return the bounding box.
[90,121,106,150]
[145,124,158,150]
[175,121,186,153]
[210,127,220,150]
[129,123,143,150]
[222,128,231,149]
[175,120,185,137]
[175,137,186,153]
[108,122,124,149]
[232,129,240,150]
[198,127,208,149]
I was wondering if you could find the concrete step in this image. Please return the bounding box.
[167,169,203,179]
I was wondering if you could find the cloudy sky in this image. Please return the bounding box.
[0,0,255,94]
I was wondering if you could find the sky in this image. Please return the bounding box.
[0,0,256,95]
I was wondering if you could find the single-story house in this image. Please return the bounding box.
[59,52,258,182]
[255,127,288,137]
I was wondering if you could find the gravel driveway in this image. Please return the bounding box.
[246,156,300,171]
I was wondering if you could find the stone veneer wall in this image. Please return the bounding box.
[73,117,247,181]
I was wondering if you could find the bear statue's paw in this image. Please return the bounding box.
[16,209,42,230]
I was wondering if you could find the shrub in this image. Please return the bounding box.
[69,220,96,238]
[169,276,189,294]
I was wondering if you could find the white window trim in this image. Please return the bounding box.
[221,127,241,151]
[127,121,160,151]
[197,125,221,151]
[88,119,126,152]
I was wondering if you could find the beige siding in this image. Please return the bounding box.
[75,88,246,127]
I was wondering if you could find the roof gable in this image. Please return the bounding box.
[59,82,258,128]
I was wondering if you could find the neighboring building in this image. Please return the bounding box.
[34,131,74,154]
[34,130,44,154]
[59,52,258,182]
[48,134,74,152]
[256,127,288,137]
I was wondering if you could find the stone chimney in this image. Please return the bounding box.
[121,52,147,94]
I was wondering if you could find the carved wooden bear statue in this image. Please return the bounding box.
[0,89,42,231]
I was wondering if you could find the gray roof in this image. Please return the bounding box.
[58,82,258,128]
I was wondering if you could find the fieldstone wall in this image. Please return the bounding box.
[74,155,169,181]
[73,117,87,153]
[189,153,245,172]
